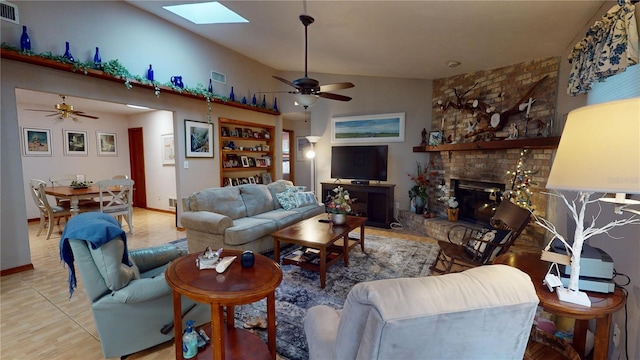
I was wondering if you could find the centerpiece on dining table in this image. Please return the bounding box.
[325,186,356,225]
[69,180,93,189]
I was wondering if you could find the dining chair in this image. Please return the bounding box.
[29,179,72,239]
[97,178,135,234]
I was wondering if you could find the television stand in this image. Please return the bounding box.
[321,182,395,228]
[351,180,369,185]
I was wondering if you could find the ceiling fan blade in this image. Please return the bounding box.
[319,92,352,102]
[319,82,355,92]
[45,113,61,117]
[273,76,299,89]
[25,109,57,113]
[72,111,99,119]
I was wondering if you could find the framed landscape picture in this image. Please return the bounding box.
[63,129,88,156]
[22,127,52,156]
[331,112,405,143]
[97,131,118,156]
[161,133,175,165]
[428,130,442,146]
[185,120,214,158]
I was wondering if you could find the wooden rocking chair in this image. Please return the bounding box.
[430,200,531,275]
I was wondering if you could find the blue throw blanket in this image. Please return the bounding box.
[59,212,129,298]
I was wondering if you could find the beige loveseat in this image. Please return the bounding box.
[181,180,324,254]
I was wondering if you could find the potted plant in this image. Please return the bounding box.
[325,186,355,225]
[437,184,459,221]
[408,162,431,214]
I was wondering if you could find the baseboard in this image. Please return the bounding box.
[1,263,34,276]
[146,207,176,215]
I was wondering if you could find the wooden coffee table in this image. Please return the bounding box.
[272,214,367,288]
[165,250,283,360]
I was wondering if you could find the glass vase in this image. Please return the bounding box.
[414,197,426,215]
[147,65,154,81]
[20,26,31,52]
[63,41,74,62]
[93,47,101,69]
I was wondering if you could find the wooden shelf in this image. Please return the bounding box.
[220,118,275,185]
[1,48,280,116]
[412,136,560,152]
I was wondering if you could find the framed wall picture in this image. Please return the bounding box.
[97,131,118,156]
[22,127,52,156]
[428,130,442,146]
[331,112,405,143]
[161,133,175,165]
[62,129,88,156]
[185,120,213,158]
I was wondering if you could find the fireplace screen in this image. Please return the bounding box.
[453,179,506,224]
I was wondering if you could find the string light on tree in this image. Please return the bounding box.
[504,149,538,211]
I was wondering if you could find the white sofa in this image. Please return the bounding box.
[181,180,325,254]
[304,265,539,360]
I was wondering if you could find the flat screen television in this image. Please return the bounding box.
[330,145,388,181]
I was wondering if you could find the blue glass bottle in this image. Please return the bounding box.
[252,94,257,106]
[93,47,101,69]
[208,79,213,93]
[147,65,154,81]
[229,86,235,101]
[272,97,278,112]
[242,97,247,105]
[20,26,31,52]
[261,95,267,108]
[63,41,74,62]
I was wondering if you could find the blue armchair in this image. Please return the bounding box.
[62,213,210,358]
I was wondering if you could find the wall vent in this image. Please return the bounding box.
[210,70,226,84]
[0,1,18,24]
[168,198,177,208]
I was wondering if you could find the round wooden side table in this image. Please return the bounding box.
[494,252,625,360]
[165,250,283,360]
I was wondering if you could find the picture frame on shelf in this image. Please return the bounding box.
[243,128,253,138]
[231,178,239,186]
[97,131,118,156]
[248,157,256,167]
[22,127,52,156]
[240,155,250,167]
[262,130,271,139]
[234,127,243,137]
[261,172,273,185]
[223,178,232,187]
[256,158,268,167]
[428,130,442,146]
[63,129,88,156]
[331,112,405,143]
[248,177,256,184]
[185,120,213,158]
[161,133,175,165]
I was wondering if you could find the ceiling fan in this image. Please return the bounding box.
[25,95,99,120]
[273,14,354,108]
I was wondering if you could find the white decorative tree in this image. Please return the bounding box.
[504,149,537,211]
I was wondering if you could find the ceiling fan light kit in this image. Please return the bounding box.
[273,14,354,107]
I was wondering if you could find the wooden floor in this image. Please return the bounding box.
[0,208,434,360]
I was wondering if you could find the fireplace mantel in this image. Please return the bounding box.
[412,136,560,152]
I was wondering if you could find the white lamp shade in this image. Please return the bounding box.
[547,97,640,193]
[305,135,321,144]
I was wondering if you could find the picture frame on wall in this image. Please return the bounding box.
[63,129,88,156]
[185,120,214,158]
[161,133,175,165]
[428,130,442,146]
[331,112,405,143]
[97,131,118,156]
[22,127,52,156]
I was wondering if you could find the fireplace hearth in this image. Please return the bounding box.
[452,179,505,224]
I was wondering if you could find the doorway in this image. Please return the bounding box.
[128,127,147,208]
[283,129,295,183]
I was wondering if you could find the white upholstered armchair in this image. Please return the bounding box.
[304,265,539,360]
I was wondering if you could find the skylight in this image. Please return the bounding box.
[163,2,248,24]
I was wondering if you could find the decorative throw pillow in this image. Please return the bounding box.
[295,191,318,207]
[275,185,299,210]
[464,227,512,263]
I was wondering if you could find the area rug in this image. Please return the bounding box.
[171,233,439,360]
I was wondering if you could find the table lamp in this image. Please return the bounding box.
[538,97,640,306]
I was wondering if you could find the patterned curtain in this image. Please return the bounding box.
[567,0,638,96]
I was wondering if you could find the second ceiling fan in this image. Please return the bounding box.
[273,14,354,108]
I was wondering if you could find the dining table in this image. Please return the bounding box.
[44,185,101,215]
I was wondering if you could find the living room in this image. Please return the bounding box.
[1,1,639,359]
